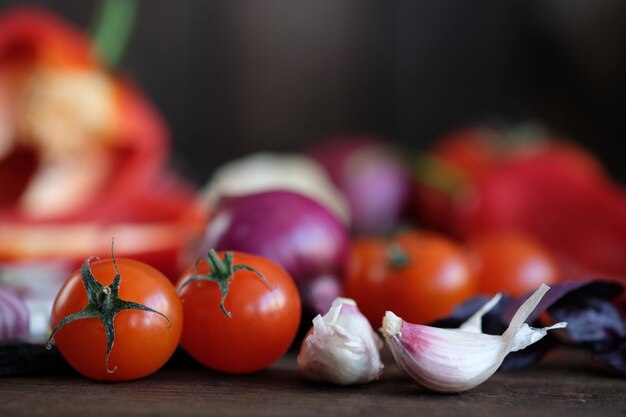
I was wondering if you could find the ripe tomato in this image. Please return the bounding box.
[344,231,476,327]
[49,258,183,381]
[176,250,301,373]
[469,232,562,297]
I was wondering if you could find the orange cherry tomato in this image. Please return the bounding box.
[49,258,183,381]
[469,232,562,297]
[344,231,477,327]
[176,250,301,373]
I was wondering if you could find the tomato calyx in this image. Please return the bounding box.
[46,256,172,373]
[386,242,411,269]
[181,250,274,318]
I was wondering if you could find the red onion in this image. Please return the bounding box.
[201,153,350,225]
[198,190,349,283]
[298,274,343,315]
[309,137,412,234]
[0,284,29,342]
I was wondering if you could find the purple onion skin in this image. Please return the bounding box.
[309,137,412,234]
[0,284,29,342]
[199,191,349,283]
[298,274,343,316]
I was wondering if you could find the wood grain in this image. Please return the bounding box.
[0,348,624,417]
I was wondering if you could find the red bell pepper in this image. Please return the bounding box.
[0,7,203,280]
[457,152,626,280]
[413,126,626,301]
[0,7,96,69]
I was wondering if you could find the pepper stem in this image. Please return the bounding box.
[91,0,138,68]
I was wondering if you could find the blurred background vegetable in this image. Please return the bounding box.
[0,283,28,342]
[0,1,620,184]
[202,152,349,225]
[344,230,476,326]
[468,231,562,297]
[308,137,411,234]
[0,0,624,346]
[0,3,203,341]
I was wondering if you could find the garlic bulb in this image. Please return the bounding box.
[297,297,384,385]
[381,284,567,393]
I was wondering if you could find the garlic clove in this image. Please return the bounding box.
[381,284,566,393]
[297,297,384,385]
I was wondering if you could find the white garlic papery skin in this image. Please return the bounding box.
[382,284,567,393]
[297,297,384,385]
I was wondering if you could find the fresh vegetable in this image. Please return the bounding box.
[0,283,29,341]
[297,297,383,385]
[48,256,182,381]
[297,274,343,316]
[199,190,348,284]
[0,261,72,342]
[177,250,301,373]
[434,279,626,374]
[412,124,626,293]
[343,230,477,327]
[309,137,411,234]
[469,231,562,297]
[202,152,350,225]
[457,153,626,284]
[0,7,202,281]
[381,284,567,393]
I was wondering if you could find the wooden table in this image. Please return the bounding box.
[1,348,624,417]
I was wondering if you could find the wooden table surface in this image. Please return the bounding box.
[1,347,624,417]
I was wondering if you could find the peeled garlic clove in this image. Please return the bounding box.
[382,284,566,393]
[297,297,384,385]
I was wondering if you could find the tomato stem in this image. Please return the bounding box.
[46,257,171,374]
[387,244,410,269]
[182,250,274,318]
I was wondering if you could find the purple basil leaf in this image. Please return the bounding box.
[504,280,625,374]
[431,295,508,335]
[551,298,626,346]
[500,336,560,371]
[431,280,626,373]
[549,294,626,375]
[502,280,624,324]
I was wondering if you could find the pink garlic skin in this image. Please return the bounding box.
[381,285,567,393]
[387,321,503,392]
[297,298,384,385]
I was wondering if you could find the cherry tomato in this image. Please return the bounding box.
[344,231,476,327]
[469,232,562,297]
[176,250,301,373]
[50,258,183,381]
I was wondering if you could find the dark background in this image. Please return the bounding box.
[1,0,624,184]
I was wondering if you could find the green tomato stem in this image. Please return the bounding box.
[46,257,171,374]
[182,250,274,319]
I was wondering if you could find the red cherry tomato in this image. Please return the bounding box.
[344,231,477,326]
[49,258,183,381]
[176,250,301,373]
[469,232,562,297]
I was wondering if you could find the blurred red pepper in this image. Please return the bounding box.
[0,7,203,280]
[457,152,626,280]
[413,125,626,300]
